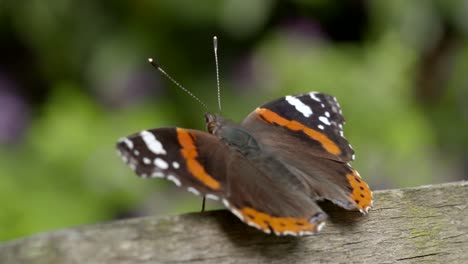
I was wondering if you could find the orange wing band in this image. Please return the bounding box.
[239,207,320,234]
[176,128,221,190]
[346,171,372,212]
[256,108,341,155]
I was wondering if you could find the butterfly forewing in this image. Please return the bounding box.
[117,128,228,198]
[242,92,354,162]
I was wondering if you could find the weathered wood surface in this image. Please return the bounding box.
[0,181,467,264]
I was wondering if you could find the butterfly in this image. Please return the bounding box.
[116,37,372,236]
[117,91,373,236]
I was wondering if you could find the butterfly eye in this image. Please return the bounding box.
[205,113,220,134]
[207,122,216,134]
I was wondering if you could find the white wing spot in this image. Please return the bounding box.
[319,116,331,125]
[352,154,355,160]
[167,175,181,186]
[133,150,139,156]
[187,187,200,196]
[206,194,219,201]
[151,172,165,178]
[140,130,167,155]
[172,161,180,169]
[325,111,330,117]
[285,231,299,236]
[119,138,134,149]
[309,92,321,102]
[321,103,325,108]
[230,207,244,221]
[339,131,344,137]
[154,158,169,169]
[285,96,312,117]
[143,157,151,164]
[317,222,326,232]
[246,220,262,230]
[318,124,325,130]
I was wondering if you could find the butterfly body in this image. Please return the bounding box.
[205,113,261,158]
[117,92,372,236]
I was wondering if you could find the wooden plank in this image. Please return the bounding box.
[0,181,467,263]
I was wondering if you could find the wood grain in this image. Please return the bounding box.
[0,181,467,263]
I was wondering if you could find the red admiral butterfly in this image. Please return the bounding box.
[116,37,372,236]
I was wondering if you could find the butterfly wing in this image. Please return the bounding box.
[117,127,327,235]
[223,150,327,235]
[243,92,353,162]
[241,92,372,212]
[117,128,228,198]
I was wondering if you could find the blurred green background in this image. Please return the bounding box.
[1,0,467,242]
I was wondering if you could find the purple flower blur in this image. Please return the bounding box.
[280,17,326,41]
[0,74,30,145]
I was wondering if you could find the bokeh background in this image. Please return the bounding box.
[1,0,467,242]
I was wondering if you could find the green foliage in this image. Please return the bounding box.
[1,0,467,241]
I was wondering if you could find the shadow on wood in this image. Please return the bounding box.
[0,181,467,263]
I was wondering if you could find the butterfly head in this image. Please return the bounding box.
[205,112,225,135]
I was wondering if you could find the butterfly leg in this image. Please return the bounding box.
[201,196,206,212]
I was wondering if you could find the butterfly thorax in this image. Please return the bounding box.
[205,113,260,157]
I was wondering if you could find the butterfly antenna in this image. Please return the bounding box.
[148,58,208,110]
[213,36,222,112]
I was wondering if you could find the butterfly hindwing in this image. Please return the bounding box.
[223,150,328,235]
[279,150,373,212]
